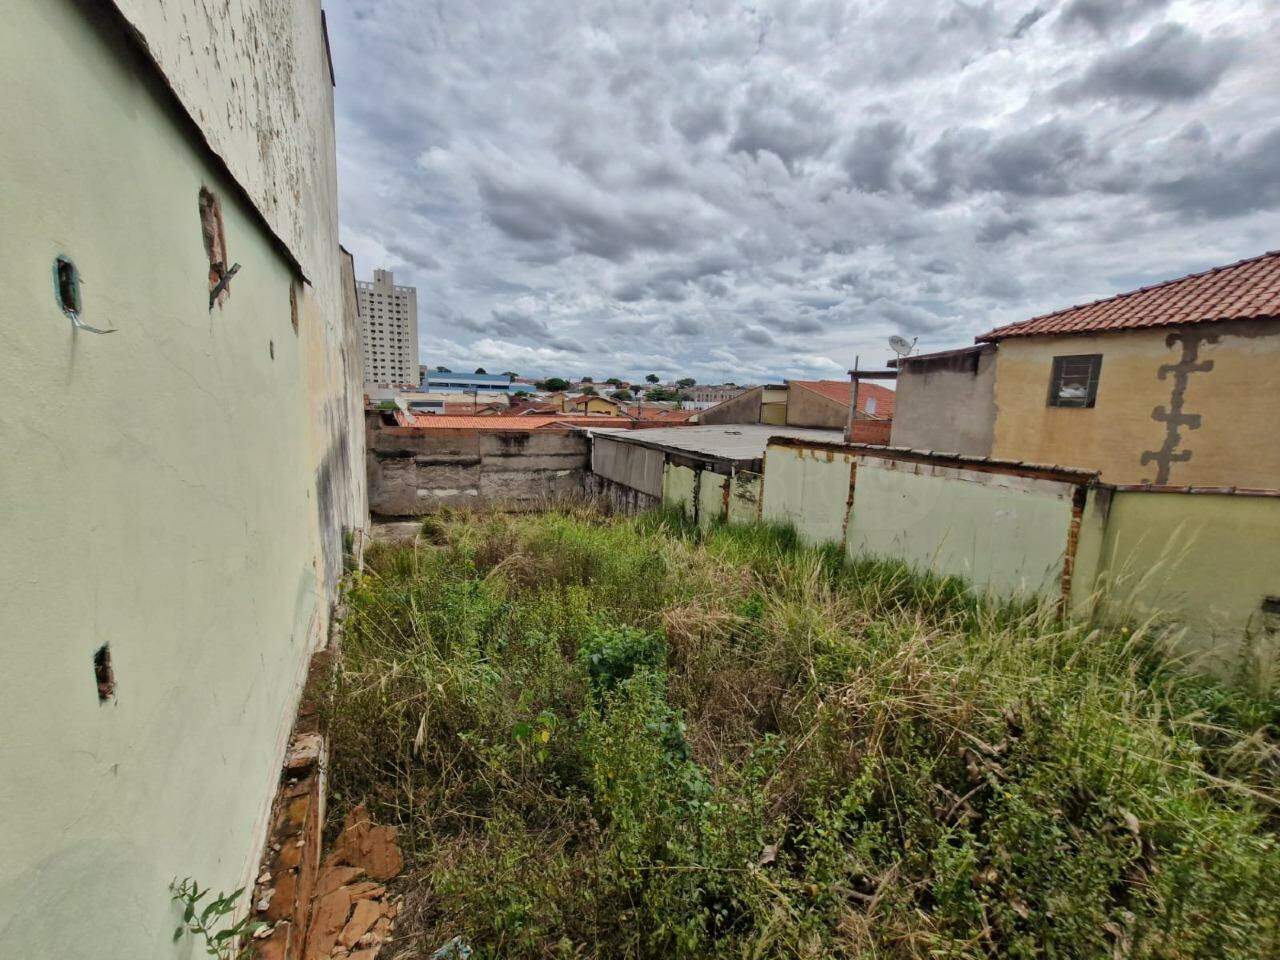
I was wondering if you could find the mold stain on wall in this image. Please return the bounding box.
[1141,330,1218,485]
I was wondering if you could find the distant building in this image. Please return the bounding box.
[424,371,516,394]
[686,384,746,406]
[357,269,419,386]
[699,380,893,432]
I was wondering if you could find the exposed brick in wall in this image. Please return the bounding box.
[848,419,892,444]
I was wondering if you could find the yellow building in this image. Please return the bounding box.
[982,252,1280,488]
[562,393,624,416]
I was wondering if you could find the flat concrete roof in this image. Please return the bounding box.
[587,424,844,464]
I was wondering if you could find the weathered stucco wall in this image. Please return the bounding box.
[367,417,588,515]
[698,387,763,424]
[786,384,847,429]
[729,471,764,525]
[663,463,700,520]
[847,456,1078,600]
[761,445,855,545]
[592,435,665,498]
[0,2,363,957]
[992,321,1280,486]
[1089,491,1280,674]
[698,472,730,528]
[891,348,996,455]
[108,0,337,282]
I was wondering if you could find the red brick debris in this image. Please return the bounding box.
[252,791,404,960]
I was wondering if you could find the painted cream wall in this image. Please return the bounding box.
[697,472,730,528]
[1089,492,1280,677]
[847,457,1076,600]
[108,0,368,593]
[991,322,1280,486]
[663,463,699,520]
[0,2,360,957]
[728,472,764,525]
[761,446,854,545]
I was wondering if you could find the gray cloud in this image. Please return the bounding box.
[672,100,728,144]
[1056,23,1242,105]
[742,325,778,346]
[1056,0,1171,35]
[908,120,1096,203]
[1148,126,1280,219]
[328,0,1279,382]
[976,211,1038,244]
[844,120,910,194]
[728,82,836,173]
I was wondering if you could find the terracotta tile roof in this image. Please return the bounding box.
[790,380,895,419]
[398,412,631,430]
[625,406,699,421]
[979,250,1280,341]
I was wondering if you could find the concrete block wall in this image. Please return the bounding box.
[366,415,589,515]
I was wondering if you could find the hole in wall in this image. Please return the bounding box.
[290,282,299,334]
[93,644,116,703]
[199,187,230,306]
[269,339,275,361]
[54,256,82,318]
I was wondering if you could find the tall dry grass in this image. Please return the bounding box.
[324,505,1280,959]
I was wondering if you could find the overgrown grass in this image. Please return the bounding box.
[324,504,1280,959]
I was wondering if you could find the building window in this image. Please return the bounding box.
[1047,354,1102,408]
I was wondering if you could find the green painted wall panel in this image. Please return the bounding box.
[760,445,853,545]
[1092,492,1280,673]
[847,457,1075,601]
[662,463,698,520]
[728,472,763,525]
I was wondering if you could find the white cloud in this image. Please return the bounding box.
[329,0,1280,380]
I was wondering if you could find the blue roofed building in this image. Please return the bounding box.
[423,371,516,394]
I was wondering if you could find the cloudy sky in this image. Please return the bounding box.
[328,0,1280,383]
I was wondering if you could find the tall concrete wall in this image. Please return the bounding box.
[754,439,1278,679]
[785,384,847,429]
[760,441,1090,604]
[367,416,588,515]
[891,347,996,455]
[848,456,1079,600]
[1088,491,1280,675]
[0,3,364,958]
[592,435,665,498]
[698,386,763,424]
[761,445,855,546]
[992,320,1280,486]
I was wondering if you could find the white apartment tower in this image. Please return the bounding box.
[356,268,419,385]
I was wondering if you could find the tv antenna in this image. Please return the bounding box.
[888,335,917,358]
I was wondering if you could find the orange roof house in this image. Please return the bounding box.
[978,250,1280,342]
[972,250,1280,486]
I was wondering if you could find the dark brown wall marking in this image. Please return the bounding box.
[1140,330,1218,484]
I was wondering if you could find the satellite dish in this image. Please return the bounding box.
[888,335,917,358]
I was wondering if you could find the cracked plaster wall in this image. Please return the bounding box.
[0,1,363,957]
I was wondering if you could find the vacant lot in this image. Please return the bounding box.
[326,507,1279,959]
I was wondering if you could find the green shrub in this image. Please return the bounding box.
[578,625,666,693]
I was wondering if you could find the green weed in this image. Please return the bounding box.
[323,508,1280,959]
